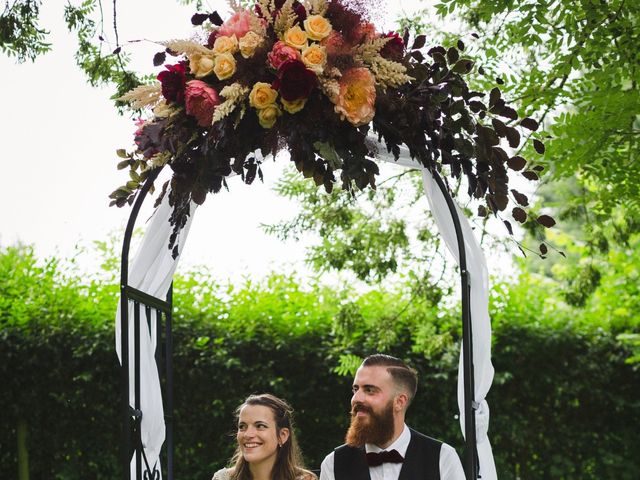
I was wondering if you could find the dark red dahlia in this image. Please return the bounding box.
[157,62,187,104]
[381,31,405,60]
[272,59,317,101]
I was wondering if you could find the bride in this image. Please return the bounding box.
[212,394,317,480]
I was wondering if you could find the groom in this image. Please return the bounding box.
[320,354,465,480]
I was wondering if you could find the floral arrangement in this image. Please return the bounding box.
[111,0,546,255]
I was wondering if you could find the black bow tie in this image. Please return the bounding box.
[366,449,404,467]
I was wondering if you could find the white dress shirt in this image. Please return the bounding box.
[319,424,465,480]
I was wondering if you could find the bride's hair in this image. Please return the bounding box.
[230,393,315,480]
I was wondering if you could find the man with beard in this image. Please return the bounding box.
[319,354,464,480]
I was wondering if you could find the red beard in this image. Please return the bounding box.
[345,400,395,447]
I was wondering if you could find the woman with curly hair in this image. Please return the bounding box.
[212,394,317,480]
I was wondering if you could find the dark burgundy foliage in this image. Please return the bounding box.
[152,51,166,66]
[191,13,209,25]
[537,215,556,228]
[210,11,223,25]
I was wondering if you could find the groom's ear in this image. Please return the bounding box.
[394,392,409,412]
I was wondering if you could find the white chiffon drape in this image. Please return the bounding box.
[114,148,496,479]
[114,195,196,479]
[378,147,496,479]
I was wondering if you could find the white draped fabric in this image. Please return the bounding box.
[115,195,196,479]
[114,147,496,479]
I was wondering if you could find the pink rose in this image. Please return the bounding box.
[268,41,301,70]
[184,80,221,127]
[218,10,252,39]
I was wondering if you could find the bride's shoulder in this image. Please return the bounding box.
[211,467,234,480]
[297,469,318,480]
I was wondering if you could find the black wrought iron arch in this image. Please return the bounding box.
[120,166,174,480]
[118,166,478,480]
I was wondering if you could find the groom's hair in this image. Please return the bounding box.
[362,354,418,405]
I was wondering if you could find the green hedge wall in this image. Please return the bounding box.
[1,246,638,479]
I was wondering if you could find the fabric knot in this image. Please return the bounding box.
[366,449,404,467]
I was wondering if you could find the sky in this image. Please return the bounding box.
[0,0,451,284]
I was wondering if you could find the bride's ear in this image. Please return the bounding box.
[278,427,290,446]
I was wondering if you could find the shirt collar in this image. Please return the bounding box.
[365,424,410,457]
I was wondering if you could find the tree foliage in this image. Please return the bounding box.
[435,0,640,228]
[0,0,49,61]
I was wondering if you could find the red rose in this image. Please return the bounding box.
[157,62,187,104]
[272,59,317,101]
[381,32,404,60]
[184,80,221,127]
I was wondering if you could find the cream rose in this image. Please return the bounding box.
[212,35,238,55]
[301,44,326,74]
[249,82,278,109]
[281,97,307,114]
[257,103,281,128]
[239,31,262,58]
[283,25,308,50]
[213,53,237,80]
[189,51,216,78]
[304,15,332,41]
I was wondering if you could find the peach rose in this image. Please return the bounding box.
[301,44,326,74]
[283,25,308,50]
[239,31,262,58]
[268,41,300,70]
[304,15,332,41]
[218,10,252,39]
[184,80,221,127]
[213,53,236,80]
[189,51,216,78]
[249,82,278,109]
[257,103,281,128]
[334,67,376,127]
[281,97,307,114]
[212,35,238,55]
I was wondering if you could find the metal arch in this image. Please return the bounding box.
[118,165,479,480]
[430,169,479,480]
[120,167,174,480]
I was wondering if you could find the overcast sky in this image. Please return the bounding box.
[0,0,437,282]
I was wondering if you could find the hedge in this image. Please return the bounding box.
[1,246,638,479]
